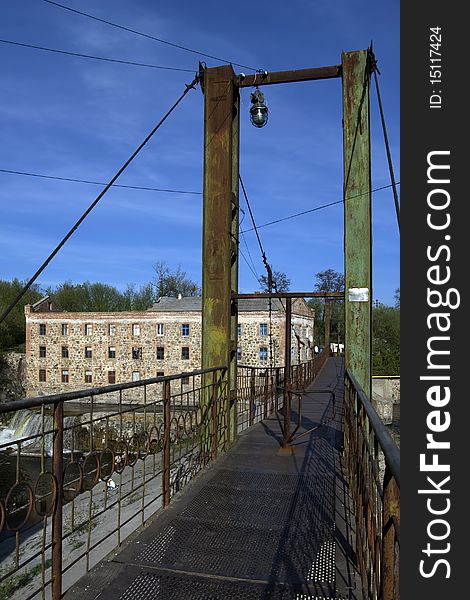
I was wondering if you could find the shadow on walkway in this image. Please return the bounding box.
[64,358,361,599]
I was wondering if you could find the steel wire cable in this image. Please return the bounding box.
[43,0,261,72]
[0,168,201,195]
[0,74,199,325]
[370,54,400,232]
[0,38,195,72]
[240,182,400,233]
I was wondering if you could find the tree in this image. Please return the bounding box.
[48,281,126,312]
[47,281,88,312]
[394,288,400,308]
[122,283,155,311]
[153,261,200,298]
[0,279,43,351]
[258,270,291,292]
[307,269,344,347]
[372,303,400,375]
[314,269,344,293]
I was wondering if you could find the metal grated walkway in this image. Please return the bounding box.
[64,358,362,599]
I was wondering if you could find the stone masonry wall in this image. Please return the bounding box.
[25,303,314,397]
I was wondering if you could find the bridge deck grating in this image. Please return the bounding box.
[63,358,361,600]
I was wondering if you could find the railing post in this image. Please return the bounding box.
[382,466,400,600]
[283,298,292,447]
[162,379,171,507]
[263,369,269,418]
[249,368,255,425]
[211,370,218,460]
[275,368,280,412]
[51,401,63,600]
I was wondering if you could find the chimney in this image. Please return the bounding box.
[177,294,182,300]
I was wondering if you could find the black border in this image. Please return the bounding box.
[401,5,466,597]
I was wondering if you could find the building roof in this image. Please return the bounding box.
[148,296,312,315]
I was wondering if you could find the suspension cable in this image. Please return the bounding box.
[0,168,201,195]
[0,74,199,325]
[240,182,400,234]
[369,50,400,232]
[238,174,276,368]
[43,0,261,72]
[0,38,195,72]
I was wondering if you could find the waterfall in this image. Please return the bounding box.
[0,409,78,455]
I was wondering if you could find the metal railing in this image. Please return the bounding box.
[0,356,324,600]
[236,355,324,431]
[0,367,227,600]
[344,369,400,600]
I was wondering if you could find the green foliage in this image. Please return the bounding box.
[153,261,200,298]
[0,559,52,600]
[0,266,200,352]
[372,303,400,375]
[0,279,43,351]
[122,283,155,311]
[394,287,400,308]
[307,269,344,347]
[45,280,156,312]
[313,269,344,293]
[258,271,291,292]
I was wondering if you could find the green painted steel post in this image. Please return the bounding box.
[201,65,239,450]
[342,50,372,399]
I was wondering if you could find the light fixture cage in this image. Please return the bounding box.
[249,88,269,128]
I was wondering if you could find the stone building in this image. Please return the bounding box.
[24,295,314,397]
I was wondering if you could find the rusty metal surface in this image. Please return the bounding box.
[201,64,237,374]
[62,358,362,600]
[238,65,342,87]
[343,369,400,600]
[282,297,292,447]
[235,291,344,299]
[0,366,227,600]
[342,50,372,399]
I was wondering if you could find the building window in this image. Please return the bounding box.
[108,370,116,384]
[39,346,46,358]
[260,323,268,336]
[109,324,116,336]
[237,323,242,337]
[61,323,68,336]
[62,346,69,359]
[39,369,46,382]
[61,370,69,383]
[181,347,190,360]
[181,376,190,385]
[156,347,165,360]
[237,346,242,361]
[85,347,93,358]
[132,371,141,382]
[181,323,190,337]
[108,346,116,359]
[156,323,164,336]
[84,324,92,336]
[39,324,46,336]
[132,347,142,359]
[85,370,92,384]
[132,323,141,336]
[259,347,268,362]
[157,371,165,377]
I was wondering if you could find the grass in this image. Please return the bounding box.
[0,559,52,600]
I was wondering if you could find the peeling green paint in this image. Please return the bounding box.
[342,50,372,399]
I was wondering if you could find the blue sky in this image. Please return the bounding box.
[0,0,399,305]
